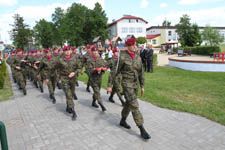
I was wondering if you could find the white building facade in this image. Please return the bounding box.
[108,15,148,41]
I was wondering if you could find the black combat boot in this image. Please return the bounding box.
[40,86,44,93]
[108,94,115,103]
[75,81,79,87]
[86,86,90,92]
[120,99,125,106]
[34,81,38,88]
[66,105,72,114]
[138,125,151,140]
[98,102,106,112]
[92,99,99,108]
[120,117,131,129]
[57,82,62,89]
[23,88,27,95]
[73,93,78,100]
[71,108,77,121]
[52,94,56,104]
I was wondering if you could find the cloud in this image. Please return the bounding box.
[178,0,223,5]
[150,6,225,27]
[0,0,17,6]
[140,0,149,8]
[0,2,71,44]
[78,0,104,9]
[160,3,168,8]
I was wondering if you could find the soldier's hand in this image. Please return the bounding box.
[69,72,75,78]
[57,74,60,78]
[37,74,40,78]
[35,61,40,64]
[141,88,144,96]
[107,87,112,93]
[34,65,38,70]
[21,60,26,62]
[16,66,21,70]
[45,79,49,85]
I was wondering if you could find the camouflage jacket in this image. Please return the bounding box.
[55,54,81,80]
[86,56,106,78]
[82,52,92,72]
[37,56,57,79]
[11,55,27,72]
[6,55,16,66]
[116,51,144,89]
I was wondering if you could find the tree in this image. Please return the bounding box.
[162,19,171,27]
[33,19,54,48]
[52,7,65,47]
[175,14,202,46]
[136,37,147,44]
[10,14,31,50]
[202,26,224,46]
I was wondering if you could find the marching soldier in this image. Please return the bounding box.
[11,48,27,95]
[106,47,125,106]
[34,49,44,93]
[107,38,151,140]
[55,46,81,120]
[37,49,57,103]
[52,47,62,89]
[86,46,107,112]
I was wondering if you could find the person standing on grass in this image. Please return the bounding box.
[107,38,151,140]
[145,44,154,73]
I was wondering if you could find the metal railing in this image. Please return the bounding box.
[0,121,8,150]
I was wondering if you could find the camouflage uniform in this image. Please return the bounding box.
[53,53,62,89]
[86,55,106,110]
[116,51,144,127]
[107,56,125,105]
[34,55,44,92]
[82,52,92,91]
[55,54,81,109]
[38,56,57,97]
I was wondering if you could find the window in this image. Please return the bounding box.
[136,27,142,33]
[121,27,128,33]
[152,39,157,44]
[129,19,135,23]
[109,29,112,36]
[168,31,172,36]
[129,27,135,33]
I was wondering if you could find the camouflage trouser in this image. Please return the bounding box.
[30,68,35,81]
[61,77,76,108]
[90,76,103,104]
[111,77,123,101]
[11,67,16,80]
[47,76,56,95]
[121,87,144,126]
[15,71,26,89]
[35,71,43,88]
[85,70,90,87]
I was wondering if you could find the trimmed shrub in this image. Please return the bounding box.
[0,60,7,89]
[178,46,221,55]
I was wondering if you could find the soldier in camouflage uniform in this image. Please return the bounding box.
[33,49,44,93]
[37,49,57,103]
[11,48,27,95]
[86,46,107,112]
[72,47,80,88]
[107,38,151,140]
[82,45,92,92]
[52,47,62,90]
[29,50,39,88]
[106,47,125,106]
[6,51,17,83]
[54,46,81,120]
[23,51,30,80]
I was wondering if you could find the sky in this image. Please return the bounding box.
[0,0,225,44]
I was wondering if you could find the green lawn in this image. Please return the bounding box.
[79,67,225,125]
[0,67,13,102]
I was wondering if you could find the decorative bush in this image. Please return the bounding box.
[178,46,220,55]
[0,60,7,89]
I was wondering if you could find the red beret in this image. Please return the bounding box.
[86,45,91,49]
[44,49,50,53]
[126,38,136,46]
[63,46,70,51]
[112,48,119,53]
[91,46,98,52]
[17,48,22,53]
[37,49,41,52]
[53,47,58,51]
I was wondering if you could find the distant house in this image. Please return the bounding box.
[108,15,148,42]
[146,26,225,47]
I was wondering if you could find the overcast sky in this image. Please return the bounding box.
[0,0,225,44]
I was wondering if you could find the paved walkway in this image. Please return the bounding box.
[1,68,225,150]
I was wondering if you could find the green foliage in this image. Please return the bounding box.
[136,37,147,44]
[202,26,225,46]
[179,46,220,55]
[175,14,202,47]
[33,19,54,48]
[162,19,171,26]
[0,60,7,89]
[10,14,32,50]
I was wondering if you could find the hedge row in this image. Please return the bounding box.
[0,60,7,89]
[173,46,221,55]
